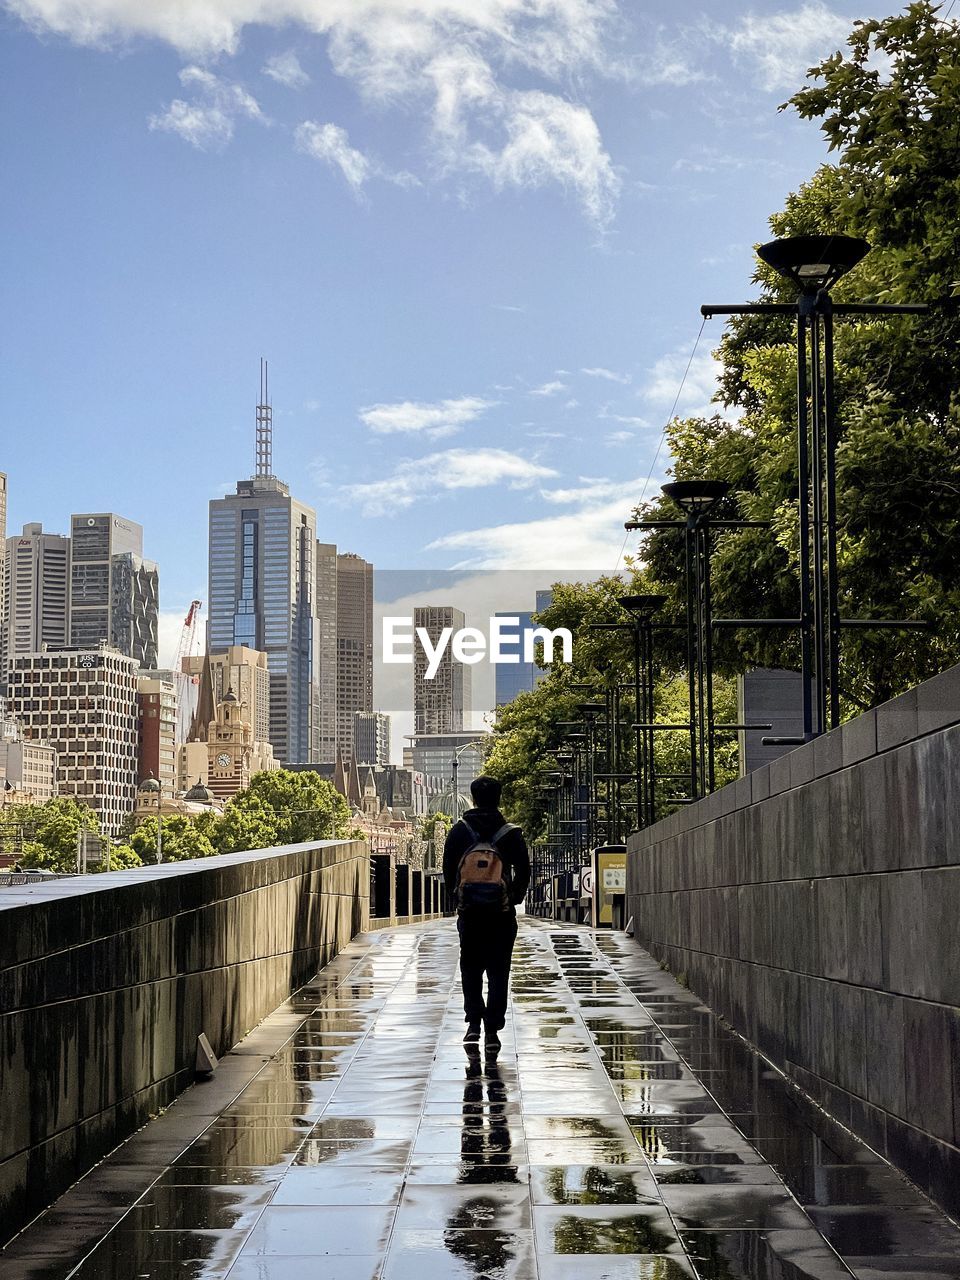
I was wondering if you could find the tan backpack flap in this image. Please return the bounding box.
[457,844,504,885]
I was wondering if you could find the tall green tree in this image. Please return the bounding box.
[214,769,350,853]
[634,2,960,710]
[8,796,102,873]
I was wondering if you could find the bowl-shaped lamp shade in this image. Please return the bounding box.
[618,594,667,618]
[661,480,731,516]
[757,235,870,293]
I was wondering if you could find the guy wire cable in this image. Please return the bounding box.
[613,314,708,572]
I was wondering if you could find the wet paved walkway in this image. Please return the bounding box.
[5,918,960,1280]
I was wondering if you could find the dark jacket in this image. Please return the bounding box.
[443,806,531,908]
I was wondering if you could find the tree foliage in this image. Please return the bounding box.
[634,2,960,710]
[5,769,352,873]
[488,5,960,837]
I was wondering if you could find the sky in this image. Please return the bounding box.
[0,0,905,694]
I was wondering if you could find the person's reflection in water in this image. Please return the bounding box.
[443,1050,520,1274]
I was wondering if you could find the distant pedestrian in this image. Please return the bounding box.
[443,775,530,1054]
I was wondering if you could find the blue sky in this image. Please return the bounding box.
[0,0,900,662]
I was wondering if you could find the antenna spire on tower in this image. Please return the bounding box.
[256,357,272,477]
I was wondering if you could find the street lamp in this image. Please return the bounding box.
[702,234,928,736]
[139,773,163,864]
[662,481,729,796]
[619,594,667,828]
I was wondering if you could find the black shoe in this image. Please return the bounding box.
[463,1023,481,1046]
[484,1029,501,1054]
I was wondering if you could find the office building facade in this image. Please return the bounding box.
[0,717,56,804]
[316,543,338,764]
[413,605,470,735]
[3,523,70,670]
[69,513,158,667]
[6,646,139,835]
[184,646,271,746]
[336,553,373,762]
[208,476,319,765]
[137,674,178,792]
[354,710,390,767]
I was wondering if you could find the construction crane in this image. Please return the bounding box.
[173,600,203,744]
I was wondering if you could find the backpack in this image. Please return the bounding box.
[455,821,515,912]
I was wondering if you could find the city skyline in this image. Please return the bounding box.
[0,0,901,629]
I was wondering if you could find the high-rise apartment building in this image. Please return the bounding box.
[3,524,70,669]
[207,371,319,765]
[316,543,338,764]
[6,646,139,835]
[414,605,470,735]
[355,710,390,766]
[69,513,158,667]
[336,553,373,761]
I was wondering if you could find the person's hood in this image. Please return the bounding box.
[461,807,510,838]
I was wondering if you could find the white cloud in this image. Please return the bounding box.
[582,366,631,384]
[529,380,567,397]
[606,430,635,444]
[358,395,494,437]
[148,65,264,149]
[641,347,726,420]
[428,474,651,569]
[9,0,621,225]
[263,49,309,89]
[459,89,621,228]
[343,446,556,515]
[296,119,419,190]
[296,121,371,191]
[720,3,852,92]
[157,606,204,669]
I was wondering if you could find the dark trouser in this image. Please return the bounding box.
[457,912,518,1030]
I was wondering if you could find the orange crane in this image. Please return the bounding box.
[174,599,203,744]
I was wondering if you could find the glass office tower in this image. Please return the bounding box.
[208,475,319,765]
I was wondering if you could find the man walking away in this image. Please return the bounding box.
[443,775,530,1054]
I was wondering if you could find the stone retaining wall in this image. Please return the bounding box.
[625,665,960,1218]
[0,839,368,1243]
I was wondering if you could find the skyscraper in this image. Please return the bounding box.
[7,646,139,836]
[3,523,70,668]
[336,552,373,762]
[494,589,555,708]
[316,542,338,764]
[413,605,470,734]
[207,365,320,765]
[69,513,158,666]
[355,710,390,766]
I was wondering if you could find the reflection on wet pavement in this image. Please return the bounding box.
[5,920,960,1279]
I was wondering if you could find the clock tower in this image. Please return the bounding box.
[207,688,253,802]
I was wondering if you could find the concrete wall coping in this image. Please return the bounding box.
[0,840,351,913]
[630,662,960,853]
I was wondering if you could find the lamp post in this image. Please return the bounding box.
[576,702,607,847]
[619,594,666,827]
[702,234,929,736]
[661,481,729,796]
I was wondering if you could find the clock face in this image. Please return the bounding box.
[216,752,232,767]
